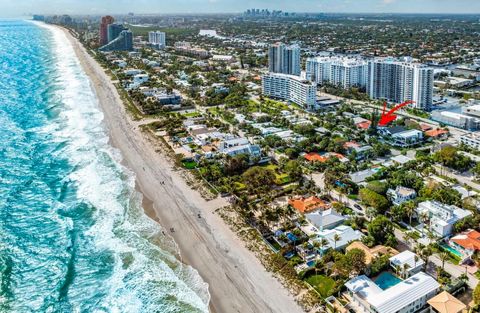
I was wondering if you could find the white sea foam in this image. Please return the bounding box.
[33,22,210,313]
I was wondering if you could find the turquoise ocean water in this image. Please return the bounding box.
[0,20,209,313]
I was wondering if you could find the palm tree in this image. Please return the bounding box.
[404,201,416,226]
[439,252,449,270]
[319,238,329,256]
[420,245,433,271]
[402,263,411,279]
[394,264,402,277]
[333,234,341,250]
[404,231,414,248]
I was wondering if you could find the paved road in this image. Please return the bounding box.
[310,173,365,215]
[394,229,479,289]
[434,165,480,191]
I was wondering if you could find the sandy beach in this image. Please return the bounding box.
[62,28,304,313]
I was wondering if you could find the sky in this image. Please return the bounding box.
[1,0,480,17]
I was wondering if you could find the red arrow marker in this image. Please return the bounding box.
[378,100,414,127]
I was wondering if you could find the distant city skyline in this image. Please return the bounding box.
[3,0,480,17]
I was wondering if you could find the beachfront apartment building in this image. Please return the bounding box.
[345,272,440,313]
[306,56,368,89]
[148,31,166,49]
[99,15,114,45]
[416,201,472,238]
[268,43,301,76]
[107,24,127,43]
[262,73,316,109]
[99,29,133,52]
[367,57,434,110]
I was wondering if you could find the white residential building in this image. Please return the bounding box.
[462,104,480,118]
[268,43,301,76]
[148,31,166,48]
[314,225,363,252]
[222,144,262,158]
[380,127,424,147]
[306,56,368,88]
[389,251,424,278]
[262,73,316,109]
[345,272,439,313]
[387,186,417,206]
[133,73,149,84]
[431,111,480,130]
[460,132,480,150]
[305,209,346,231]
[367,58,434,110]
[416,201,472,237]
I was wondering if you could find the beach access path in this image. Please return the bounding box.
[62,28,304,313]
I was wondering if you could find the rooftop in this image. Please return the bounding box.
[288,196,329,213]
[346,272,439,313]
[389,250,424,269]
[427,291,467,313]
[346,241,399,265]
[451,229,480,251]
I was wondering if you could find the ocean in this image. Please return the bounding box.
[0,20,209,313]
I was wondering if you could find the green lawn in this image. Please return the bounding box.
[305,275,336,298]
[275,173,292,185]
[182,111,201,118]
[182,160,197,169]
[234,182,246,191]
[262,164,292,185]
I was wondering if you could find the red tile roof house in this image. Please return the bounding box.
[356,120,371,130]
[304,152,328,163]
[450,229,480,261]
[425,128,449,139]
[288,196,330,213]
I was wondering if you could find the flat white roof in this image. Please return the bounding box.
[391,155,413,164]
[389,250,424,269]
[438,111,472,120]
[346,272,439,313]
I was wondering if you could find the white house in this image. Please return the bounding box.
[392,129,424,147]
[133,73,149,84]
[123,68,143,76]
[416,201,472,237]
[223,144,262,158]
[314,225,363,252]
[305,209,346,231]
[345,272,439,313]
[387,186,417,206]
[389,251,424,278]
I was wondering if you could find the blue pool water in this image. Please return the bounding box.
[307,260,316,267]
[441,243,463,258]
[287,233,298,242]
[374,272,402,290]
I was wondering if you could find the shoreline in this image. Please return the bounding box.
[60,27,304,313]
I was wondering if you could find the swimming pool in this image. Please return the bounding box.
[374,272,402,290]
[307,260,316,267]
[440,243,463,258]
[287,233,298,242]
